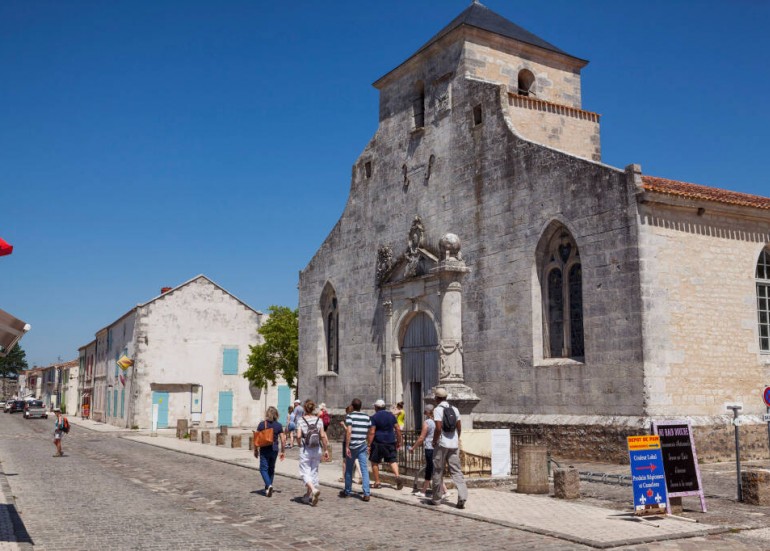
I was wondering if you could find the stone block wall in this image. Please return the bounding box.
[462,33,584,108]
[507,94,601,161]
[637,202,770,417]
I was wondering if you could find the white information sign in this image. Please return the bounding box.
[490,429,511,477]
[763,413,770,423]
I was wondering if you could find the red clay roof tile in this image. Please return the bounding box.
[641,175,770,210]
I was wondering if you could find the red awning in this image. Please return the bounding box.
[0,237,12,257]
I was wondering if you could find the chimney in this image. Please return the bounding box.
[161,287,172,294]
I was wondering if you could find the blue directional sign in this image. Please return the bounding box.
[627,435,668,514]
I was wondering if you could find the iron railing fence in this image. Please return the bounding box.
[397,429,539,477]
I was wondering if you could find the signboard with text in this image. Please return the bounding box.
[627,435,668,515]
[651,419,707,512]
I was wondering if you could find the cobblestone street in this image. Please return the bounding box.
[2,416,770,550]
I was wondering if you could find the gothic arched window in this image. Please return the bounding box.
[541,229,584,359]
[757,247,770,352]
[321,284,339,373]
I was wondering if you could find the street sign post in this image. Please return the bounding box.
[627,435,668,515]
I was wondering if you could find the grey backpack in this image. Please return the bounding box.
[303,416,321,449]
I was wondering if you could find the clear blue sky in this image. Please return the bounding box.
[3,1,769,367]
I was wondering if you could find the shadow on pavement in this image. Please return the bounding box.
[1,503,33,544]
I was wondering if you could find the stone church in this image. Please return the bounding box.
[298,2,770,460]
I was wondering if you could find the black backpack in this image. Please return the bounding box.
[441,404,457,433]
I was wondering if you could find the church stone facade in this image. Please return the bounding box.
[298,3,770,461]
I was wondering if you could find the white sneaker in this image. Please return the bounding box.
[266,485,273,497]
[414,491,426,498]
[311,488,320,506]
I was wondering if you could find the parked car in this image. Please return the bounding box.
[3,400,11,413]
[8,400,25,414]
[24,400,48,419]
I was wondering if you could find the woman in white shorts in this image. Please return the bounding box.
[296,400,329,505]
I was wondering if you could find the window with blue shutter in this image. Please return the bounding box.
[223,347,239,375]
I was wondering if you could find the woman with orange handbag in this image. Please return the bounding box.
[254,406,286,497]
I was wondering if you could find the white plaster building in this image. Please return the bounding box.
[84,275,285,430]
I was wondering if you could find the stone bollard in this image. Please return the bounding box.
[231,435,242,449]
[219,425,229,436]
[742,469,770,505]
[248,432,254,451]
[553,467,580,499]
[176,419,189,439]
[201,430,210,444]
[189,428,199,442]
[216,433,226,446]
[516,444,549,494]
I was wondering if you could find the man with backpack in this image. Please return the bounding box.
[430,387,467,509]
[52,408,69,457]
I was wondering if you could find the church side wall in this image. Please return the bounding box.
[637,202,770,419]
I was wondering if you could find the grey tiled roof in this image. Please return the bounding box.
[418,1,579,60]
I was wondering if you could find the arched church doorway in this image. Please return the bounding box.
[401,312,439,431]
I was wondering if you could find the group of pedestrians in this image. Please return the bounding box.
[253,387,467,510]
[339,387,467,509]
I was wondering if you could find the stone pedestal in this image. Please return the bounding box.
[742,469,770,505]
[176,419,189,439]
[231,435,242,449]
[516,444,549,494]
[553,467,579,499]
[189,428,198,442]
[219,425,228,435]
[668,496,683,514]
[216,433,226,446]
[201,431,210,444]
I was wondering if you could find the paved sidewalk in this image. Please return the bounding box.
[0,456,20,551]
[62,417,727,549]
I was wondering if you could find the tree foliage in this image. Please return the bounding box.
[244,305,298,390]
[0,343,28,377]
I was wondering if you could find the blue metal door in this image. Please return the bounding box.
[277,385,291,425]
[152,391,169,428]
[218,391,233,427]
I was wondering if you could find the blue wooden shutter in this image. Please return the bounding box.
[218,391,233,427]
[223,348,239,375]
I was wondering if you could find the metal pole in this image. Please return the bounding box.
[767,406,770,458]
[727,405,743,502]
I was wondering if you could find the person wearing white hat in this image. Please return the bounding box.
[367,399,403,490]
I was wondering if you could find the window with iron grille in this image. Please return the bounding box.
[757,248,770,352]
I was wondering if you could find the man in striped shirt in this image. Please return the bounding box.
[339,398,371,501]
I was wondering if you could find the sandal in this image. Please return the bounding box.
[372,483,381,489]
